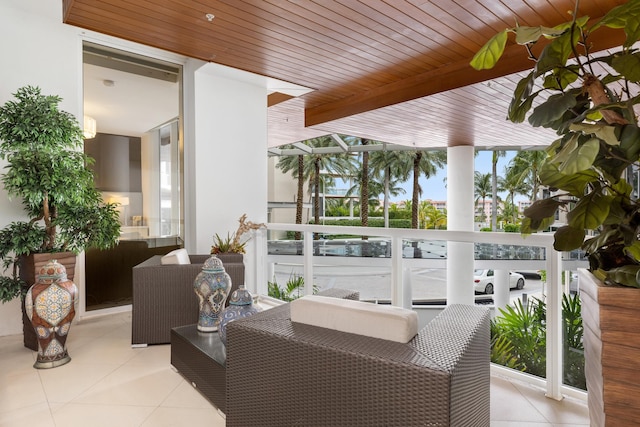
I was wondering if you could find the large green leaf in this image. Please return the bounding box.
[611,52,640,82]
[624,241,640,263]
[523,198,564,221]
[534,29,579,76]
[470,30,508,70]
[582,229,621,255]
[606,265,640,288]
[508,72,537,123]
[569,123,619,146]
[619,124,640,161]
[549,133,579,165]
[514,25,564,45]
[543,65,579,90]
[521,215,556,234]
[538,162,598,197]
[553,226,585,251]
[556,137,599,175]
[593,0,640,47]
[566,189,612,230]
[528,92,578,127]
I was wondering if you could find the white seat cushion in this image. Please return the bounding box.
[290,295,418,343]
[160,248,190,265]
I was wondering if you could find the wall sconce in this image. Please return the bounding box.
[83,116,97,139]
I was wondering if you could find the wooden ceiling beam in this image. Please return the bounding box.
[304,26,627,127]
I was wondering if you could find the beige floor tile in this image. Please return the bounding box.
[52,402,155,427]
[512,381,590,425]
[161,380,218,409]
[490,375,549,424]
[68,334,139,366]
[141,406,225,427]
[37,361,120,404]
[127,344,172,367]
[0,402,55,427]
[491,422,552,426]
[0,369,48,413]
[72,363,182,406]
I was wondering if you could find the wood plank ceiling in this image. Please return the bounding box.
[63,0,628,150]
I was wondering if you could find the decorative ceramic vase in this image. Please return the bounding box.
[218,285,261,346]
[24,259,78,369]
[193,255,232,332]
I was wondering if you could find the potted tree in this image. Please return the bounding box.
[0,86,121,350]
[471,1,640,424]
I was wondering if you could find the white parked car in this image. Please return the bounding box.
[473,269,525,294]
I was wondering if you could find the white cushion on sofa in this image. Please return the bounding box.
[290,295,418,343]
[160,248,190,265]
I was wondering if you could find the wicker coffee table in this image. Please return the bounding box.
[170,325,227,412]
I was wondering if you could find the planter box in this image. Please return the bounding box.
[579,269,640,426]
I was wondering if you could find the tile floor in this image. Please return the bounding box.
[0,311,590,426]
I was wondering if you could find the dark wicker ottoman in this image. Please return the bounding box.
[170,325,227,412]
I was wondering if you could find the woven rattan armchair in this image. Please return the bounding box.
[226,303,490,427]
[131,254,244,346]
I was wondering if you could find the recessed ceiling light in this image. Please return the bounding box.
[205,13,215,22]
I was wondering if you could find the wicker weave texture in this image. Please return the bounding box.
[131,255,244,345]
[226,303,489,427]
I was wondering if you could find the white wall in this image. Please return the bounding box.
[0,0,271,337]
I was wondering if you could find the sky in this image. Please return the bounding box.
[388,150,526,203]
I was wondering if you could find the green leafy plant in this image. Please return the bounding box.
[491,294,585,389]
[471,0,640,288]
[267,273,318,302]
[0,86,121,303]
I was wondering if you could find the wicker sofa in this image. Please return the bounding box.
[131,253,244,346]
[225,302,490,427]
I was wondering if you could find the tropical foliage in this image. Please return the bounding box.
[267,273,318,302]
[491,293,585,390]
[471,0,640,287]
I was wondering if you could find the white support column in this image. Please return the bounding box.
[391,236,403,307]
[546,247,564,400]
[303,231,314,295]
[494,269,510,312]
[252,229,267,296]
[446,145,475,305]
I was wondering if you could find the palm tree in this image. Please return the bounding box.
[307,137,355,233]
[474,171,492,223]
[398,150,446,229]
[369,150,409,227]
[276,152,307,240]
[276,136,354,238]
[491,151,506,231]
[419,201,447,229]
[509,150,547,202]
[498,165,530,224]
[360,139,370,228]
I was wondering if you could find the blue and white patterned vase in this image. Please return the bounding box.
[25,259,78,369]
[193,255,232,332]
[218,285,261,346]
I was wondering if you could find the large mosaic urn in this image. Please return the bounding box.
[25,259,78,369]
[193,255,232,332]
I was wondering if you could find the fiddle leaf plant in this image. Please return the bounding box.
[471,0,640,287]
[0,86,121,302]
